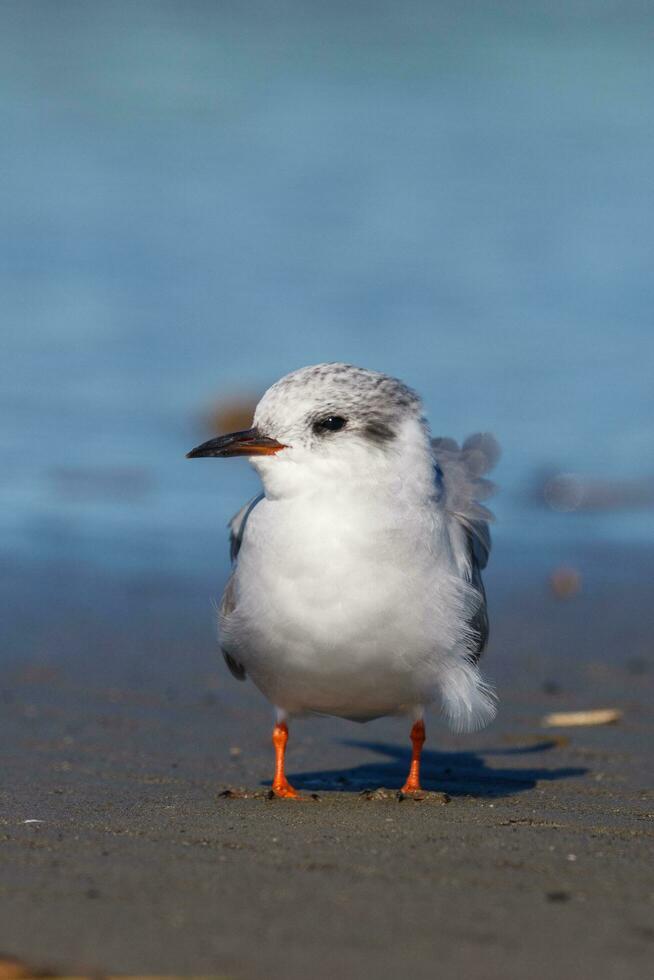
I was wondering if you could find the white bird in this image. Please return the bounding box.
[187,363,499,797]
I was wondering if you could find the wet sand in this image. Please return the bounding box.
[1,552,652,979]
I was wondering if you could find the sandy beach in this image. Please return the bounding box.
[1,549,652,979]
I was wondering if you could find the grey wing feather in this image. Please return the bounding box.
[432,433,500,659]
[223,649,247,681]
[466,535,490,659]
[228,492,264,563]
[220,493,264,681]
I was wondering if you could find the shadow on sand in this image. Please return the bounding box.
[283,739,588,798]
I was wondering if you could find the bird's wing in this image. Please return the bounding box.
[228,492,264,563]
[431,433,500,659]
[219,493,264,681]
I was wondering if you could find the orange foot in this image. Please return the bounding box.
[271,721,300,799]
[400,719,426,794]
[271,776,300,799]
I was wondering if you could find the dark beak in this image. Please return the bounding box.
[186,427,287,459]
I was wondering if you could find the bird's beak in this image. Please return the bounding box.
[186,427,287,459]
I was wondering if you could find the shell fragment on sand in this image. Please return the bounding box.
[542,708,622,727]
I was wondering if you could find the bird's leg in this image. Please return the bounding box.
[272,719,299,799]
[401,718,426,794]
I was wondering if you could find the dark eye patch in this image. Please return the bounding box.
[314,415,347,433]
[363,419,396,444]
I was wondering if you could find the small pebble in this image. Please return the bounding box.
[546,891,571,903]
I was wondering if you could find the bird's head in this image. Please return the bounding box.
[187,363,432,497]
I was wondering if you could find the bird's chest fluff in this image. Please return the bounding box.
[223,493,451,714]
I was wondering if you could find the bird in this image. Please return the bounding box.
[187,363,499,798]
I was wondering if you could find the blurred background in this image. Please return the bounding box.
[2,7,653,976]
[2,1,653,672]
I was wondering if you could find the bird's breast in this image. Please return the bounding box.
[219,494,468,717]
[226,495,448,656]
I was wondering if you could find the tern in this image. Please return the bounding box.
[187,363,499,797]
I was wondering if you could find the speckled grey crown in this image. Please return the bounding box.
[268,362,420,410]
[254,363,424,446]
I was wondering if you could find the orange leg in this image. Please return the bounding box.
[401,719,426,794]
[272,721,299,798]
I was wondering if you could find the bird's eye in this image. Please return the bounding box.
[315,415,347,433]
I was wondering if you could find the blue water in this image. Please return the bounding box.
[2,2,653,579]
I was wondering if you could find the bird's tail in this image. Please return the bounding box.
[440,657,497,733]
